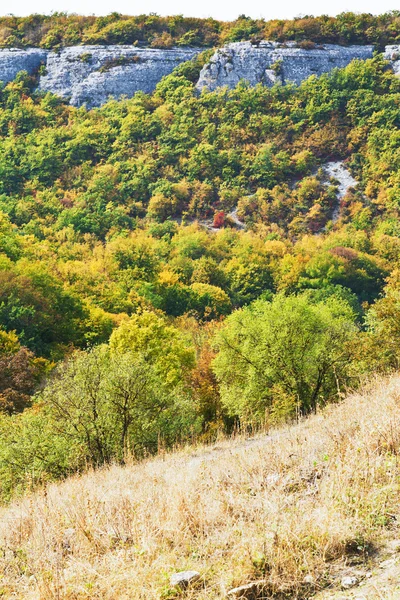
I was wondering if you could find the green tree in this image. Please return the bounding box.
[190,282,231,320]
[213,293,358,423]
[109,310,195,387]
[0,406,74,501]
[295,247,388,304]
[0,211,21,260]
[41,346,191,464]
[364,269,400,371]
[0,266,87,357]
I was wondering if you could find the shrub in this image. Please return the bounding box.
[213,293,358,423]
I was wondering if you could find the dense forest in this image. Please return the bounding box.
[1,32,400,500]
[1,11,400,49]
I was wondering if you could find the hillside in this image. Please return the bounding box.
[1,376,400,599]
[3,15,400,594]
[0,42,383,108]
[1,12,400,49]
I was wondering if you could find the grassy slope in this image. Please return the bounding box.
[1,377,400,599]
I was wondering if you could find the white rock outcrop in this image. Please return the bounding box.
[0,48,48,84]
[0,42,398,108]
[384,45,400,76]
[38,45,200,108]
[196,41,374,91]
[0,45,199,107]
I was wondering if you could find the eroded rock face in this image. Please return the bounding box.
[0,48,48,84]
[384,45,400,75]
[0,45,200,107]
[38,46,201,108]
[0,42,395,108]
[196,41,374,91]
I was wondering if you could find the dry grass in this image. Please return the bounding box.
[1,376,400,599]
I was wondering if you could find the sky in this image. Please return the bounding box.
[2,0,399,21]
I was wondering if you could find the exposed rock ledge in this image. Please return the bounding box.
[38,46,200,108]
[196,41,374,91]
[0,42,399,108]
[0,46,200,108]
[384,45,400,76]
[0,48,48,84]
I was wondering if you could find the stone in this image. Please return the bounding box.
[341,576,358,589]
[379,558,396,569]
[38,45,200,108]
[0,45,199,108]
[0,42,399,110]
[0,48,48,83]
[387,539,400,553]
[385,45,400,76]
[196,41,374,92]
[170,570,201,588]
[303,574,315,585]
[227,581,265,599]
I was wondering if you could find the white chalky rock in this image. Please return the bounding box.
[197,41,374,92]
[341,575,358,589]
[0,42,400,109]
[170,570,200,588]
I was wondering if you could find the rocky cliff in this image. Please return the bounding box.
[0,45,200,108]
[0,48,48,85]
[38,46,200,108]
[196,41,374,91]
[0,42,394,108]
[384,45,400,76]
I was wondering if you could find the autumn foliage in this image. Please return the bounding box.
[0,39,400,501]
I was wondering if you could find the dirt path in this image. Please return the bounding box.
[227,207,245,229]
[314,541,400,599]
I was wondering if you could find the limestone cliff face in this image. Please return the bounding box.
[0,45,200,107]
[384,45,400,76]
[0,42,394,108]
[0,48,48,85]
[196,42,374,91]
[38,46,200,108]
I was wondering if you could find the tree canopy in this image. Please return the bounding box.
[213,294,358,422]
[1,39,400,501]
[1,12,400,49]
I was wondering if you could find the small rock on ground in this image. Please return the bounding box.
[170,570,200,588]
[387,539,400,553]
[341,576,358,589]
[227,581,265,599]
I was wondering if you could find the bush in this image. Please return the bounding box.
[213,293,358,423]
[0,347,48,414]
[41,346,193,464]
[0,344,200,500]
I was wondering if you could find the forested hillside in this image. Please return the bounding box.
[1,37,400,501]
[1,11,400,49]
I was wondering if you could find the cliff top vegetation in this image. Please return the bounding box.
[0,11,400,50]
